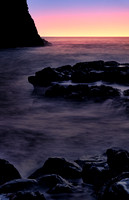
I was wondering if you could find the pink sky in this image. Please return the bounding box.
[31,8,129,37]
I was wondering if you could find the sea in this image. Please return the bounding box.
[0,37,129,183]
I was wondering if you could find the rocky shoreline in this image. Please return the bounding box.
[1,148,129,200]
[28,60,129,101]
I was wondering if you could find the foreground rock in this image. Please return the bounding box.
[0,0,49,48]
[28,60,129,101]
[2,148,129,199]
[0,159,21,185]
[9,191,46,200]
[29,157,82,179]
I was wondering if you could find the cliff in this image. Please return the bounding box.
[0,0,49,48]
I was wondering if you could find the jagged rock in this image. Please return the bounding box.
[0,179,37,194]
[29,157,82,179]
[9,191,46,200]
[0,0,49,48]
[0,159,21,185]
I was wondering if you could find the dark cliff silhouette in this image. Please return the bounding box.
[0,0,49,48]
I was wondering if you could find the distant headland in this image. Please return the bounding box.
[0,0,49,48]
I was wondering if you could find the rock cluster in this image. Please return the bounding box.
[0,0,49,48]
[1,148,129,199]
[28,60,129,101]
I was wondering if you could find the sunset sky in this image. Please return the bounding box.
[27,0,129,37]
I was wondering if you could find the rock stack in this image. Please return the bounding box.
[0,0,49,48]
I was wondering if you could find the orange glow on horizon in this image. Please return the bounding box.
[31,9,129,37]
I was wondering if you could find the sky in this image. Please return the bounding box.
[27,0,129,37]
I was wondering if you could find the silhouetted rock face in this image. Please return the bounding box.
[0,0,48,48]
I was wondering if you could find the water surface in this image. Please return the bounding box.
[0,37,129,180]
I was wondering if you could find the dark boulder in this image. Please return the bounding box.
[73,60,104,71]
[104,61,119,67]
[28,67,61,87]
[29,157,82,179]
[0,159,21,185]
[48,183,74,194]
[37,174,74,194]
[106,148,129,173]
[0,179,37,194]
[0,0,49,48]
[45,84,67,97]
[82,161,110,187]
[89,85,120,98]
[44,84,120,100]
[37,174,72,189]
[123,89,129,96]
[99,172,129,200]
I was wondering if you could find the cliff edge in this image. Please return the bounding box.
[0,0,49,48]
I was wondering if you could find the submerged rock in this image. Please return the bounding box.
[0,159,21,186]
[0,0,49,48]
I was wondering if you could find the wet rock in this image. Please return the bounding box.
[88,85,120,98]
[28,61,129,92]
[29,157,82,179]
[37,174,72,190]
[82,161,110,187]
[48,183,74,194]
[0,159,21,185]
[123,89,129,96]
[37,174,74,194]
[106,148,129,173]
[0,179,37,194]
[71,71,102,83]
[73,60,104,71]
[102,69,129,84]
[45,84,67,97]
[28,67,61,87]
[44,84,120,100]
[9,191,46,200]
[99,172,129,200]
[104,61,119,67]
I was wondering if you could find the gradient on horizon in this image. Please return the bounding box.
[27,0,129,37]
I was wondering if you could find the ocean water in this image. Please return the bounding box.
[0,37,129,181]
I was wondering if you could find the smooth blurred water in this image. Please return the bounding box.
[0,37,129,180]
